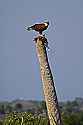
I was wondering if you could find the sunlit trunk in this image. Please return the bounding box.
[34,36,63,125]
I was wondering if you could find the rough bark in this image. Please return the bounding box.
[34,35,63,125]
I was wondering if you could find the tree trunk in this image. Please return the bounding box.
[34,36,63,125]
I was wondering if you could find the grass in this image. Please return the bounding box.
[0,112,49,125]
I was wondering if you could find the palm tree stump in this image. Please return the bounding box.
[34,35,63,125]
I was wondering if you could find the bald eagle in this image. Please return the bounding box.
[26,21,49,34]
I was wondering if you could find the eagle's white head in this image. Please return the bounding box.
[44,21,49,27]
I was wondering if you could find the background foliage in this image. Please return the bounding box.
[0,98,83,125]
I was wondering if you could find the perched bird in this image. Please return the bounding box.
[26,21,49,34]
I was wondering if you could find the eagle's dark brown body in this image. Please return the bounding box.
[27,22,49,34]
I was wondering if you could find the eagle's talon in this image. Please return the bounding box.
[43,34,45,37]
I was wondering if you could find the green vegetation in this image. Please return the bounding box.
[0,111,83,125]
[62,112,83,125]
[0,112,49,125]
[0,98,83,125]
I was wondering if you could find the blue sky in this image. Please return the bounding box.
[0,0,83,101]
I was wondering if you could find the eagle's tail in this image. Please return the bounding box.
[27,26,32,31]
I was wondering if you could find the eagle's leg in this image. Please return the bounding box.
[39,32,46,38]
[39,31,43,36]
